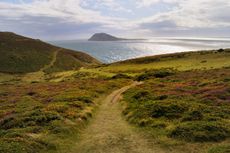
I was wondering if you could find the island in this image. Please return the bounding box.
[88,33,126,41]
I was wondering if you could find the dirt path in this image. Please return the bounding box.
[40,48,60,72]
[22,49,61,82]
[74,82,164,153]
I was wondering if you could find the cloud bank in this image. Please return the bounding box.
[0,0,229,40]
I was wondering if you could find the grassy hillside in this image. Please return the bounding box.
[0,32,100,73]
[99,49,230,73]
[99,49,230,153]
[122,68,230,152]
[1,47,230,153]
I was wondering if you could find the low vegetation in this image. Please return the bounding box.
[1,37,230,153]
[0,32,100,73]
[122,66,230,152]
[0,71,131,153]
[99,49,230,73]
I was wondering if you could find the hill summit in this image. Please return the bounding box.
[88,33,125,41]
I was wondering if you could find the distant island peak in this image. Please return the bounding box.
[88,33,125,41]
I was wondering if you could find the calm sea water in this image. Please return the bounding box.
[50,37,230,63]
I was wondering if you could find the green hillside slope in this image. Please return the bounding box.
[0,32,100,73]
[81,49,230,152]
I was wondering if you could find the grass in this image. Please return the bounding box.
[97,49,230,73]
[44,50,100,73]
[0,32,100,73]
[82,48,230,153]
[0,71,132,153]
[208,145,230,153]
[1,47,230,153]
[122,67,230,152]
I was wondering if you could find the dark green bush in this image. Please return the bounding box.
[76,96,93,104]
[208,145,230,153]
[111,73,131,79]
[169,122,230,142]
[27,91,36,96]
[133,90,150,100]
[217,48,225,53]
[182,110,203,121]
[0,138,48,153]
[154,95,168,100]
[223,78,230,82]
[150,101,188,119]
[153,70,174,78]
[136,73,149,81]
[0,110,61,129]
[136,69,175,81]
[24,110,61,125]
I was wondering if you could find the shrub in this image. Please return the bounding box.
[133,90,150,100]
[153,70,174,78]
[0,137,49,153]
[77,96,93,104]
[150,101,188,119]
[136,73,149,81]
[136,69,175,81]
[27,91,36,96]
[154,95,168,100]
[182,110,203,121]
[217,48,225,52]
[111,73,131,79]
[200,60,207,63]
[0,110,61,129]
[223,78,230,82]
[169,122,230,142]
[208,145,230,153]
[73,72,91,79]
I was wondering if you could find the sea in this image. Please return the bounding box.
[50,37,230,63]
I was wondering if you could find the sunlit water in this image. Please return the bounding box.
[50,37,230,63]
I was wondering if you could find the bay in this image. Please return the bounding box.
[50,37,230,63]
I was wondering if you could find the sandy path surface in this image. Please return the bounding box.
[74,82,164,153]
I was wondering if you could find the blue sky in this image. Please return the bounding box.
[0,0,229,40]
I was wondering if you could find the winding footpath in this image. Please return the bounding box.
[40,48,60,72]
[74,82,164,153]
[22,48,61,82]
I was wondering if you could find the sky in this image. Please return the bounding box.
[0,0,230,40]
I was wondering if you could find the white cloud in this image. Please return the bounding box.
[0,0,124,24]
[136,0,178,8]
[94,0,132,13]
[0,0,229,39]
[135,0,230,29]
